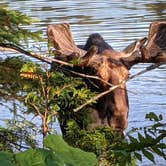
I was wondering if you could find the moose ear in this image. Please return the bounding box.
[136,37,147,49]
[82,45,98,59]
[120,37,148,69]
[123,37,147,55]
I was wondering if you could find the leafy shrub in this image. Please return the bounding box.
[64,113,166,165]
[0,135,97,166]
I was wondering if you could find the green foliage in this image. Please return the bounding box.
[65,121,125,165]
[56,80,96,131]
[0,7,43,46]
[0,8,165,165]
[0,152,14,166]
[0,120,37,152]
[0,126,18,152]
[108,112,166,165]
[65,113,166,165]
[65,121,115,156]
[20,62,43,74]
[0,56,28,101]
[0,56,96,146]
[0,135,97,166]
[20,61,96,137]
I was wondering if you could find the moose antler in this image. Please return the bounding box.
[47,23,86,58]
[141,21,166,62]
[120,21,166,68]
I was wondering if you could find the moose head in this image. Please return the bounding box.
[78,33,147,132]
[47,21,165,134]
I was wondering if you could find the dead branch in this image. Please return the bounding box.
[56,65,136,94]
[129,63,164,80]
[73,62,163,112]
[0,43,73,67]
[73,83,122,112]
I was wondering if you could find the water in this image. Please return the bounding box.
[0,0,166,165]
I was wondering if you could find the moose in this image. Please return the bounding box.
[47,21,166,135]
[0,21,165,135]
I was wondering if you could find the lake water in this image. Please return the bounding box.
[0,0,166,165]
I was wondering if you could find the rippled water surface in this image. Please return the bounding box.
[0,0,166,165]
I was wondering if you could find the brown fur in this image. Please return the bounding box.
[83,46,130,131]
[48,24,149,134]
[81,34,146,132]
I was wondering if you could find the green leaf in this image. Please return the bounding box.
[128,135,138,143]
[157,143,166,149]
[138,133,145,142]
[151,146,165,157]
[52,104,60,112]
[152,122,165,128]
[134,152,142,161]
[15,149,51,166]
[0,8,43,45]
[44,134,97,166]
[0,152,15,166]
[20,62,42,73]
[142,149,155,163]
[145,112,159,121]
[159,114,163,120]
[144,131,154,142]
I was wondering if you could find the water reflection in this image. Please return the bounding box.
[146,2,166,18]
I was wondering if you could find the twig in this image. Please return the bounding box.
[129,63,164,80]
[59,66,114,86]
[29,103,43,118]
[74,63,164,112]
[0,43,136,94]
[0,43,73,67]
[55,65,136,94]
[74,82,124,112]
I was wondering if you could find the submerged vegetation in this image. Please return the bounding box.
[0,7,165,166]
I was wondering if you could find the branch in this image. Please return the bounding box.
[73,83,124,112]
[29,102,43,118]
[55,64,137,95]
[0,43,115,86]
[73,62,164,112]
[0,43,73,67]
[129,62,164,80]
[61,66,114,86]
[0,132,30,150]
[0,43,137,96]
